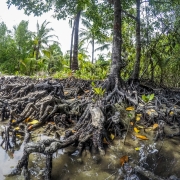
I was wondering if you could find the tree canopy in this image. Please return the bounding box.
[1,0,180,86]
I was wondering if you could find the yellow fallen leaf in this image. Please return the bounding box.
[120,155,128,166]
[137,125,144,129]
[136,114,142,117]
[169,111,174,116]
[126,106,135,111]
[14,127,20,130]
[136,116,141,121]
[153,123,159,130]
[146,109,156,115]
[135,147,141,151]
[134,127,140,133]
[135,134,149,140]
[130,122,134,126]
[28,120,39,125]
[16,135,22,138]
[12,119,16,123]
[110,133,115,140]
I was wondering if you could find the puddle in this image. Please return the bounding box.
[0,136,24,180]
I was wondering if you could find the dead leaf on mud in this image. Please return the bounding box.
[28,125,33,130]
[137,125,145,129]
[120,155,128,166]
[16,134,22,138]
[146,109,158,116]
[136,114,142,121]
[110,133,115,140]
[169,111,174,116]
[24,117,31,123]
[48,122,55,125]
[64,91,69,95]
[126,106,135,111]
[27,120,39,125]
[136,116,141,121]
[152,123,159,130]
[135,134,149,140]
[134,127,140,133]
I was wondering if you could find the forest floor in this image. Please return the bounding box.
[0,76,180,180]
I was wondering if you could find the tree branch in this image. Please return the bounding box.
[122,10,137,21]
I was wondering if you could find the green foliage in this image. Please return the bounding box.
[91,81,105,100]
[142,94,154,103]
[2,0,180,88]
[14,20,33,61]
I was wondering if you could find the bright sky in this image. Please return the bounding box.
[0,1,72,54]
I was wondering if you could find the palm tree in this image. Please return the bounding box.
[79,18,110,63]
[13,20,33,71]
[42,43,63,74]
[32,20,58,60]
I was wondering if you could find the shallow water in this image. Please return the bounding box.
[0,136,24,180]
[1,124,180,180]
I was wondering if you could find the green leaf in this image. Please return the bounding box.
[149,94,154,101]
[142,94,148,103]
[91,81,95,87]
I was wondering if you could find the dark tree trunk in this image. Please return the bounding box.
[132,0,141,80]
[70,20,75,69]
[150,57,154,82]
[160,67,164,85]
[92,37,94,64]
[36,41,41,60]
[71,11,81,71]
[108,0,122,89]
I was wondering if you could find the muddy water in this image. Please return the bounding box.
[1,124,180,180]
[0,136,24,180]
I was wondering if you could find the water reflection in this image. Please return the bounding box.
[0,135,24,180]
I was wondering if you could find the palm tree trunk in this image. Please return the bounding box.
[92,37,94,64]
[70,20,75,69]
[36,41,41,60]
[132,0,141,80]
[71,11,81,71]
[108,0,122,88]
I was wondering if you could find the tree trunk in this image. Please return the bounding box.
[92,37,94,64]
[108,0,122,88]
[36,41,41,60]
[71,11,81,71]
[132,0,141,80]
[70,20,75,69]
[150,57,154,82]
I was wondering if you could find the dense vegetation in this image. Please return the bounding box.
[1,1,180,179]
[1,0,180,87]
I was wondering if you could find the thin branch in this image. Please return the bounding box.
[122,10,137,21]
